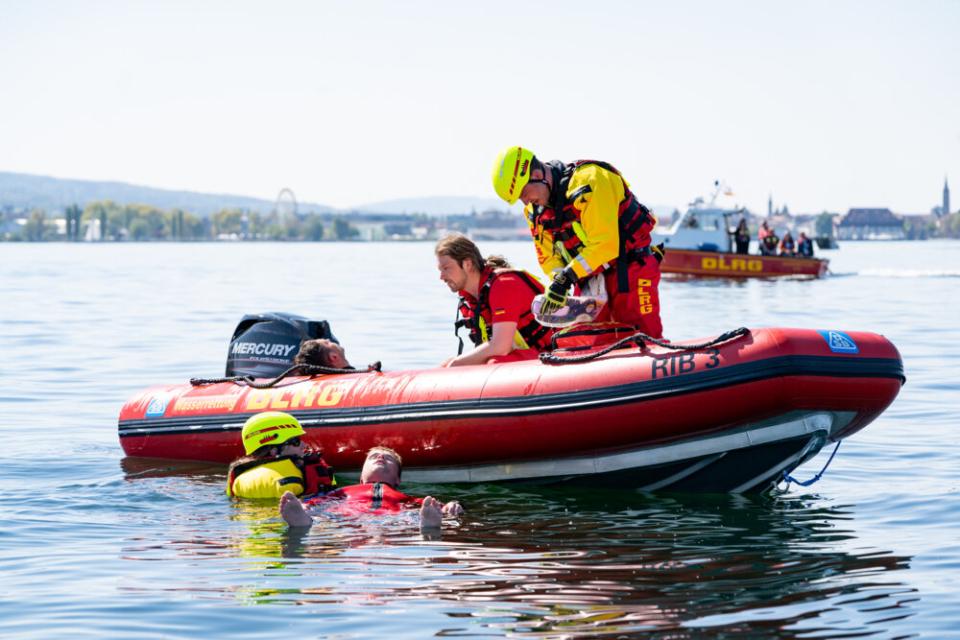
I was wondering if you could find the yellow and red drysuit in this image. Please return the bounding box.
[526,160,663,338]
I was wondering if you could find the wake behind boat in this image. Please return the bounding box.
[118,315,903,493]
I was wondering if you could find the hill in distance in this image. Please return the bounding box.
[0,171,517,217]
[351,195,521,216]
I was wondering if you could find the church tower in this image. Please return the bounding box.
[767,193,773,217]
[944,176,951,217]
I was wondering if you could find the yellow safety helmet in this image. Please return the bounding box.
[491,146,536,204]
[241,411,306,455]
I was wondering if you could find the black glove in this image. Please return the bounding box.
[541,266,575,314]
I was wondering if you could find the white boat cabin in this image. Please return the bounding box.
[652,201,742,252]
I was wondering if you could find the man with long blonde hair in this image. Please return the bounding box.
[435,233,554,366]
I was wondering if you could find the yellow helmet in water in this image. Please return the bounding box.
[241,411,305,455]
[491,146,536,204]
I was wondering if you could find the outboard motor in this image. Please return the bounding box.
[225,312,337,378]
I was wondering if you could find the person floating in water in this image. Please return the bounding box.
[279,446,464,533]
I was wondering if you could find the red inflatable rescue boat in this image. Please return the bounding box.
[118,324,904,493]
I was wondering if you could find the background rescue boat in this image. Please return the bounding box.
[652,194,829,278]
[662,248,828,278]
[118,326,904,493]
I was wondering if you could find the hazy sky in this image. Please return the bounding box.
[2,1,957,214]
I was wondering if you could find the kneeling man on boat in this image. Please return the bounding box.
[436,233,555,367]
[280,446,464,533]
[226,411,337,500]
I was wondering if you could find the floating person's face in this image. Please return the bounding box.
[360,447,401,486]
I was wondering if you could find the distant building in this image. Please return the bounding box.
[465,226,529,241]
[837,208,905,240]
[383,222,413,238]
[790,213,824,237]
[943,177,951,218]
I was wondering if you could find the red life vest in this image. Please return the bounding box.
[531,160,656,264]
[456,267,553,350]
[303,482,422,516]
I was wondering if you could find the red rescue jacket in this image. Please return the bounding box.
[457,267,554,351]
[303,482,422,516]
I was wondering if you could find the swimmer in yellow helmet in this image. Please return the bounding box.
[226,411,336,500]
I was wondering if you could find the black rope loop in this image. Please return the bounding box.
[780,441,842,490]
[539,327,751,365]
[189,360,382,388]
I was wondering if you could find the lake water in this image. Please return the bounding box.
[1,239,958,639]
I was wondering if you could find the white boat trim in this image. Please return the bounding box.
[404,411,849,484]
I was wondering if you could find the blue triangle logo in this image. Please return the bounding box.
[818,330,859,354]
[145,395,170,417]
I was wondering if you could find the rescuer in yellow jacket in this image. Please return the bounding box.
[492,146,663,338]
[226,411,336,500]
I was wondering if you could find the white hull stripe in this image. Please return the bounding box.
[402,412,847,484]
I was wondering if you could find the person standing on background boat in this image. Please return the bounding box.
[758,220,779,256]
[436,233,555,366]
[779,231,797,256]
[226,412,336,499]
[797,231,815,257]
[279,446,463,533]
[491,146,663,338]
[734,218,751,254]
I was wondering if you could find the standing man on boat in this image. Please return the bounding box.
[491,146,663,338]
[435,233,555,366]
[733,218,751,254]
[797,232,815,257]
[778,231,797,256]
[758,220,779,256]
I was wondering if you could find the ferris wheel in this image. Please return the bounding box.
[273,187,298,224]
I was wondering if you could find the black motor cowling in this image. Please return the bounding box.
[225,312,337,378]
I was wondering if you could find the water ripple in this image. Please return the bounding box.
[1,241,956,638]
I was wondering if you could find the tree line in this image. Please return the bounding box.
[3,201,362,242]
[5,200,960,241]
